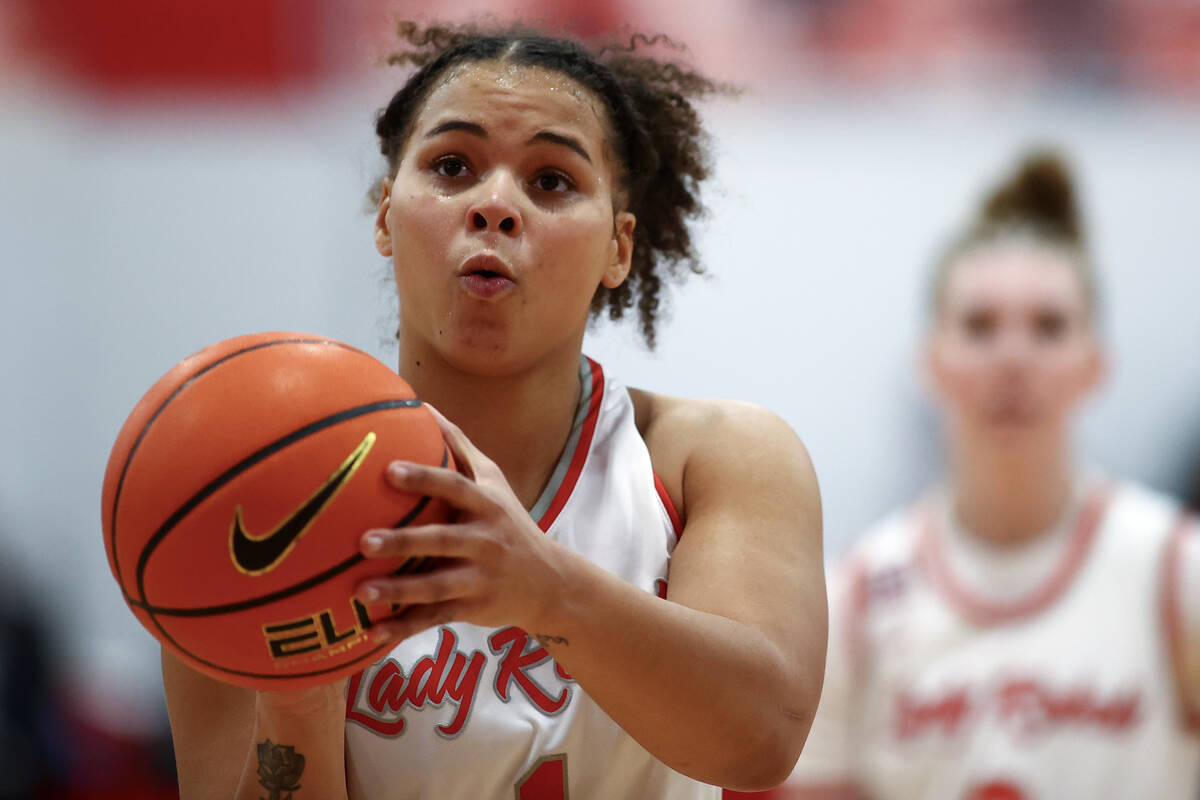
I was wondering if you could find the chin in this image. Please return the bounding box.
[437,329,533,378]
[979,419,1052,449]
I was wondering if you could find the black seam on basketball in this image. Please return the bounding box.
[109,337,368,593]
[130,553,359,616]
[127,550,432,618]
[149,622,399,682]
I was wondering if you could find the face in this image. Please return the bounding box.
[375,61,635,376]
[926,242,1104,448]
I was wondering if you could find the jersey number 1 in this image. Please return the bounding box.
[515,754,568,799]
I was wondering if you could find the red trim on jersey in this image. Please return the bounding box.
[536,358,605,533]
[1160,512,1200,732]
[654,472,684,538]
[916,484,1112,627]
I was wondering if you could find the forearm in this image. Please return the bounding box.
[234,685,349,800]
[535,553,819,790]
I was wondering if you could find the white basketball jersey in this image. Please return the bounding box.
[792,478,1200,800]
[344,358,719,800]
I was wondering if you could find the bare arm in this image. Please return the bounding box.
[361,399,827,791]
[162,649,349,800]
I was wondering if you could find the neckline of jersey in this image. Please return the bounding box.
[529,356,605,532]
[915,480,1113,627]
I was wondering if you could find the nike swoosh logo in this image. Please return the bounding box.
[229,432,376,576]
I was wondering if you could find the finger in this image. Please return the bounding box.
[384,461,494,516]
[370,601,464,644]
[356,562,480,607]
[361,523,485,559]
[423,403,494,482]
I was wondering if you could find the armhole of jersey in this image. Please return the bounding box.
[654,471,684,540]
[1159,512,1200,734]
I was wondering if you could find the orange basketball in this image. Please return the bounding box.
[101,332,452,690]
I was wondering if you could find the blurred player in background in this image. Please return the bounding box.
[161,21,827,800]
[780,150,1200,799]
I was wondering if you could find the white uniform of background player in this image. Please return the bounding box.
[345,358,719,800]
[786,476,1200,799]
[783,149,1200,800]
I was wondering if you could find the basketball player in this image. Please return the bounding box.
[781,151,1200,799]
[161,23,827,800]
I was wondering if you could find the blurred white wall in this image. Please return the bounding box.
[2,77,1199,727]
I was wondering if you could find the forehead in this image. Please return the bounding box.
[943,243,1088,313]
[413,61,612,149]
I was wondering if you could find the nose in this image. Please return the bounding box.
[467,171,523,237]
[994,327,1035,371]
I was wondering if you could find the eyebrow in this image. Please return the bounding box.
[529,131,592,163]
[426,120,487,139]
[424,120,592,164]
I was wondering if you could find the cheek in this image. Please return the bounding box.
[937,340,991,390]
[1036,344,1096,400]
[390,192,456,259]
[930,345,990,412]
[532,212,613,296]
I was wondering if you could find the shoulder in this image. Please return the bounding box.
[629,389,801,451]
[839,503,924,576]
[1108,479,1185,524]
[627,388,815,522]
[1101,478,1190,550]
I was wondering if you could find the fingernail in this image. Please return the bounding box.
[388,463,411,480]
[359,584,380,602]
[363,533,385,554]
[370,627,394,644]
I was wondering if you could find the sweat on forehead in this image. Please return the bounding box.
[384,53,623,167]
[421,61,608,126]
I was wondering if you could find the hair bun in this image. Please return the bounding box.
[981,149,1082,244]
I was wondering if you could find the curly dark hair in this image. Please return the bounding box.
[372,22,729,348]
[929,148,1099,321]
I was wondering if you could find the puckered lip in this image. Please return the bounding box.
[457,252,516,282]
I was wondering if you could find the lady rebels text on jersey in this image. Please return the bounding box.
[789,477,1200,800]
[343,358,720,800]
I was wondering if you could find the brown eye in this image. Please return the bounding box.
[434,156,470,178]
[962,310,996,340]
[1033,309,1068,340]
[533,170,572,193]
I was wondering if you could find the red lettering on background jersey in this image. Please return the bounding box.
[894,687,971,739]
[997,679,1141,735]
[891,678,1143,743]
[346,627,486,737]
[489,627,571,714]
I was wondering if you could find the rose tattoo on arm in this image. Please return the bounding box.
[256,739,306,800]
